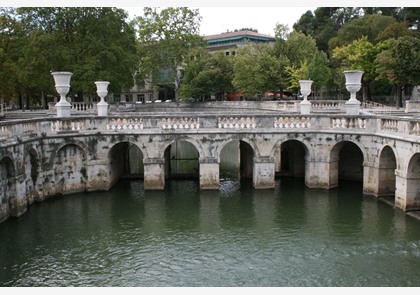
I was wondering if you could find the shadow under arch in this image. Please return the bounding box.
[274,139,309,179]
[219,139,254,182]
[330,140,365,188]
[378,145,397,198]
[108,141,144,189]
[0,155,16,221]
[163,140,199,180]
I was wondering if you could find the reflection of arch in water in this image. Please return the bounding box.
[108,142,144,188]
[330,141,365,187]
[219,139,254,181]
[163,140,199,179]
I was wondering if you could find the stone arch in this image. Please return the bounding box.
[54,143,88,196]
[23,146,41,204]
[218,139,255,180]
[48,140,90,170]
[330,140,365,187]
[163,140,200,179]
[0,155,16,222]
[161,137,204,161]
[378,145,397,197]
[402,152,420,211]
[107,141,145,188]
[271,137,312,179]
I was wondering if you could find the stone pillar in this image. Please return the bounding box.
[395,169,420,211]
[362,164,380,197]
[305,158,337,189]
[86,161,110,191]
[252,158,275,189]
[199,158,219,190]
[143,158,165,190]
[9,174,28,217]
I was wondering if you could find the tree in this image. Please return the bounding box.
[180,51,235,101]
[1,7,139,107]
[134,7,205,101]
[233,43,289,99]
[332,36,380,102]
[328,14,396,50]
[375,36,420,108]
[280,31,331,97]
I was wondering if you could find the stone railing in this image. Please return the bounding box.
[381,119,399,132]
[161,117,200,129]
[218,117,256,129]
[51,120,85,132]
[331,117,367,129]
[107,118,144,131]
[3,114,420,146]
[274,117,311,128]
[71,102,95,112]
[311,101,345,111]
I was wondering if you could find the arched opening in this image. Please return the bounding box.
[164,140,199,180]
[275,140,306,179]
[54,144,87,196]
[330,141,364,187]
[406,153,420,210]
[24,148,40,204]
[108,142,144,188]
[378,146,397,198]
[219,140,254,183]
[0,156,16,221]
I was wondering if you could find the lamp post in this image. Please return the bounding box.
[51,71,72,117]
[344,70,364,115]
[299,80,313,115]
[95,81,110,116]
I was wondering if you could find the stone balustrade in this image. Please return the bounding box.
[331,117,367,129]
[3,114,420,146]
[71,102,95,112]
[274,117,310,128]
[381,119,399,132]
[161,117,200,129]
[51,120,85,132]
[218,117,256,129]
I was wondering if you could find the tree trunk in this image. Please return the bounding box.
[396,84,403,109]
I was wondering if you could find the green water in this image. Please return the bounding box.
[0,178,419,287]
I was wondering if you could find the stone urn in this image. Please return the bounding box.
[95,81,110,116]
[344,70,364,115]
[51,71,73,117]
[299,80,313,115]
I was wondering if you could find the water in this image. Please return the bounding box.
[0,177,420,287]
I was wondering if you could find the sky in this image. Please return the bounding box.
[5,0,416,38]
[123,6,316,37]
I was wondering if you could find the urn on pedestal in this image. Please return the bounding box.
[299,80,313,115]
[344,70,364,115]
[95,81,110,116]
[51,71,73,117]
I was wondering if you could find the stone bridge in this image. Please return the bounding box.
[1,101,420,223]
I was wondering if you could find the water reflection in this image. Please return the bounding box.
[0,178,420,287]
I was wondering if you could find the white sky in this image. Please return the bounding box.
[4,0,416,38]
[123,6,316,37]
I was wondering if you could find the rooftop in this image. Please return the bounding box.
[204,30,276,42]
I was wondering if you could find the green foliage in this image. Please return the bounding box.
[180,51,235,101]
[0,7,138,105]
[134,7,205,100]
[233,43,289,98]
[375,36,420,86]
